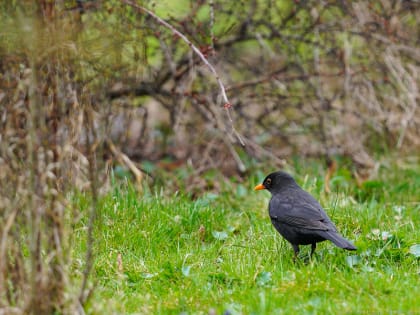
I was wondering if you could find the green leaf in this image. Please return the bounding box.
[195,193,219,207]
[409,244,420,257]
[141,160,156,173]
[346,255,361,267]
[236,184,247,197]
[182,265,191,277]
[224,302,242,315]
[140,272,156,279]
[113,165,132,179]
[212,231,228,241]
[256,271,272,286]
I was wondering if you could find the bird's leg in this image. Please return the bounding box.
[292,244,300,262]
[310,243,316,258]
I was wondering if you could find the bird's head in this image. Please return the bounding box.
[254,171,297,193]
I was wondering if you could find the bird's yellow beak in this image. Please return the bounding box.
[254,184,266,191]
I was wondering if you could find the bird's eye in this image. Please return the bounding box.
[266,178,272,185]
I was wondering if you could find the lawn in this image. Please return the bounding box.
[73,159,420,314]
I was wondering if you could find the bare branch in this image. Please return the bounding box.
[120,0,244,146]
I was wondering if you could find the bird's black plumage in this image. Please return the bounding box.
[255,171,356,258]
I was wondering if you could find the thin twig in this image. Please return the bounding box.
[209,0,215,51]
[106,139,144,192]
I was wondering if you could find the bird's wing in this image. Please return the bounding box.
[274,214,331,231]
[269,192,337,231]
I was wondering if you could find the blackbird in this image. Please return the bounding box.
[255,171,356,259]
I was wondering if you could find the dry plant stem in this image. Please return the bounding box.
[0,209,18,300]
[106,139,144,191]
[120,0,245,146]
[27,64,44,313]
[79,108,98,306]
[158,37,176,76]
[383,51,418,148]
[312,29,329,155]
[205,99,247,172]
[324,159,337,194]
[209,0,215,51]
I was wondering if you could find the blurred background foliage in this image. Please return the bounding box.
[2,1,419,182]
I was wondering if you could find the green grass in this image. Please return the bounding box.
[73,161,420,314]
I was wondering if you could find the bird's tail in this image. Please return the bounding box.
[323,232,357,251]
